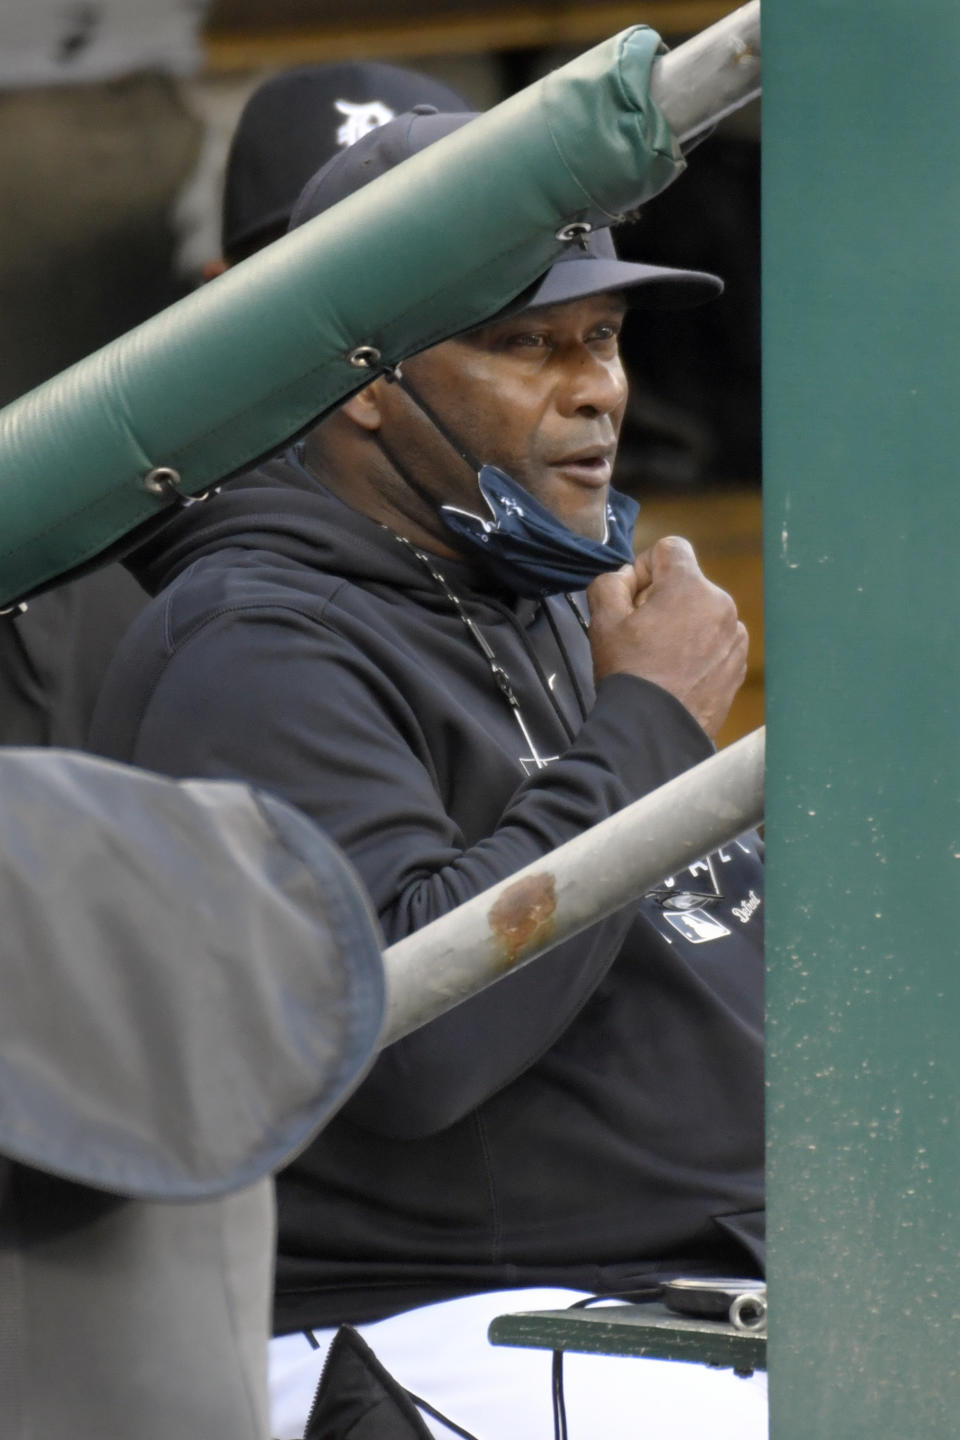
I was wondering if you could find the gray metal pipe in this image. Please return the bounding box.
[382,726,765,1045]
[652,0,762,141]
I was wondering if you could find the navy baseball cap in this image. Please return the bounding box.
[222,64,470,262]
[289,109,724,312]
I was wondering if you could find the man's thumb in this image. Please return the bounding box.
[586,564,636,622]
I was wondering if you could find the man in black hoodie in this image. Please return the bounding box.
[92,112,766,1439]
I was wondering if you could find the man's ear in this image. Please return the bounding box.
[341,383,383,432]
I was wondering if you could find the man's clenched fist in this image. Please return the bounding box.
[587,535,748,739]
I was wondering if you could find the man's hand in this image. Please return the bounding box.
[586,536,748,739]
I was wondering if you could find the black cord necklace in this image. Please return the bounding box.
[387,528,558,771]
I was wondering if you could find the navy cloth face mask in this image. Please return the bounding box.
[441,465,640,599]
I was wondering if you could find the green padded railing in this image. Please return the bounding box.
[0,27,680,608]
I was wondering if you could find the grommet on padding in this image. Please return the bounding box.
[555,221,592,242]
[143,466,183,499]
[143,467,220,509]
[347,345,382,369]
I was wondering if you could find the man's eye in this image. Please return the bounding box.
[506,332,547,349]
[592,324,622,342]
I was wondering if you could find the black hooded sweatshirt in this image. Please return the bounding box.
[90,449,765,1332]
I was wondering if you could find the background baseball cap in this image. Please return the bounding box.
[222,63,470,262]
[289,108,724,312]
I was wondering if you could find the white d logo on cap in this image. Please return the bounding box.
[334,99,396,149]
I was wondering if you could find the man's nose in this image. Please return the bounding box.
[556,349,628,419]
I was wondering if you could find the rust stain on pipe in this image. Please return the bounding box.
[488,872,557,969]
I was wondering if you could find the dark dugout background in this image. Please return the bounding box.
[0,75,202,408]
[615,106,761,493]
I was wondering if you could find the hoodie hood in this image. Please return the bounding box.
[129,446,508,607]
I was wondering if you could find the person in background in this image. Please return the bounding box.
[213,61,469,270]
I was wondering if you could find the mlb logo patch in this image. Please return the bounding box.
[662,907,732,944]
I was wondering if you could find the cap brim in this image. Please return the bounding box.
[524,256,723,312]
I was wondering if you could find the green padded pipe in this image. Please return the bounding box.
[0,27,679,607]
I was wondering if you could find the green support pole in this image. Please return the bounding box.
[764,3,960,1435]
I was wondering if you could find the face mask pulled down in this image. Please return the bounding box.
[440,464,639,599]
[377,368,639,599]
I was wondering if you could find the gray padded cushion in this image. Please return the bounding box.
[0,749,385,1199]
